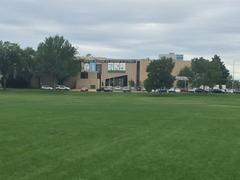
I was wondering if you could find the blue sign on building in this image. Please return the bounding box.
[89,62,96,72]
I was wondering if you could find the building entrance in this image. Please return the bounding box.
[105,75,128,87]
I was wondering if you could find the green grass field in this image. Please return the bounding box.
[1,90,240,180]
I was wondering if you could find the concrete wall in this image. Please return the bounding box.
[172,61,191,76]
[139,59,151,85]
[76,72,100,89]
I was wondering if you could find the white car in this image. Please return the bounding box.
[41,85,53,90]
[103,86,113,92]
[114,86,122,91]
[56,85,70,91]
[188,88,196,93]
[226,89,234,93]
[175,88,181,93]
[151,89,157,93]
[123,86,131,92]
[168,88,175,93]
[168,88,181,93]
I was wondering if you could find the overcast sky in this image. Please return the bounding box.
[1,0,240,76]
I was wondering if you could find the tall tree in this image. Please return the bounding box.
[210,55,229,85]
[191,57,211,87]
[7,47,36,88]
[0,41,21,90]
[191,55,230,88]
[144,57,175,92]
[36,35,79,88]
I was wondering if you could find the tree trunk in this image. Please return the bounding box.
[3,75,6,90]
[38,76,41,89]
[52,75,56,90]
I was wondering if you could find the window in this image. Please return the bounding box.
[80,72,88,79]
[96,64,102,73]
[90,85,96,89]
[97,73,101,79]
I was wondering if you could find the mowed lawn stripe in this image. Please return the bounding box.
[1,90,240,180]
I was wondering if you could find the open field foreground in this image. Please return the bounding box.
[1,90,240,180]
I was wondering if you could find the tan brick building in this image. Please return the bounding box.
[75,57,191,90]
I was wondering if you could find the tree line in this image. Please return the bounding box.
[0,35,237,91]
[144,55,235,92]
[0,35,80,90]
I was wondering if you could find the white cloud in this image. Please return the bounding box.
[1,0,240,76]
[74,44,131,58]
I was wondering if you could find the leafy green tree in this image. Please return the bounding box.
[144,57,175,92]
[7,47,36,88]
[233,80,240,90]
[226,75,233,89]
[191,57,210,87]
[226,75,240,90]
[210,55,229,85]
[36,35,79,88]
[191,55,229,88]
[0,41,21,90]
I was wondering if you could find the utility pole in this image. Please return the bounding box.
[232,61,235,90]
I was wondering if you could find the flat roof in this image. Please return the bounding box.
[78,56,190,63]
[79,56,150,63]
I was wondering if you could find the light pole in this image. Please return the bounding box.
[232,61,235,90]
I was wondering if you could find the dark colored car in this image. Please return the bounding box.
[211,89,225,94]
[136,87,142,91]
[96,87,104,92]
[195,88,208,93]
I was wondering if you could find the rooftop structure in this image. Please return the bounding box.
[159,53,184,61]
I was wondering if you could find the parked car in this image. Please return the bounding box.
[158,88,168,93]
[175,88,181,93]
[211,89,225,94]
[103,86,113,92]
[113,86,122,91]
[136,87,142,91]
[80,87,88,92]
[168,88,181,93]
[130,87,136,91]
[151,89,157,93]
[180,88,188,92]
[123,86,131,92]
[226,89,234,94]
[194,88,208,93]
[167,88,175,93]
[56,85,70,91]
[188,88,196,93]
[96,87,104,92]
[41,85,53,90]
